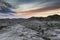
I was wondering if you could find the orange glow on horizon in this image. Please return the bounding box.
[15,8,60,18]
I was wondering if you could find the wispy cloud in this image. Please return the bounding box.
[7,0,60,12]
[1,0,60,12]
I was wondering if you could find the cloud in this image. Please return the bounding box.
[15,9,60,18]
[0,0,60,18]
[9,0,60,12]
[0,0,15,13]
[1,0,60,12]
[12,2,60,12]
[0,13,22,19]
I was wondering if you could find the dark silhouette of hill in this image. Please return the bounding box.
[28,14,60,21]
[0,14,60,26]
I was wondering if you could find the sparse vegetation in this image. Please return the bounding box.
[42,37,51,40]
[0,26,8,30]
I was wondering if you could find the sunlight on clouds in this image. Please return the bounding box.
[15,9,60,18]
[0,0,60,18]
[11,2,55,12]
[33,9,60,17]
[11,2,41,12]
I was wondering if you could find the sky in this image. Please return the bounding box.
[0,0,60,18]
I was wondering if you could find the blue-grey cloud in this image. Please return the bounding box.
[4,0,60,8]
[12,0,60,12]
[0,0,15,13]
[0,7,15,13]
[0,0,60,12]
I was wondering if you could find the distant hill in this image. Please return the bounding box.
[0,14,60,26]
[28,14,60,21]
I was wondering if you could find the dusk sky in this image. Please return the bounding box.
[0,0,60,18]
